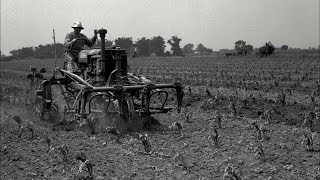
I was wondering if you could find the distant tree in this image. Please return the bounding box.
[0,55,14,61]
[10,47,34,59]
[245,45,254,54]
[34,44,55,59]
[257,42,275,57]
[234,40,254,55]
[195,43,213,54]
[132,47,139,58]
[93,39,113,49]
[164,50,171,56]
[182,43,194,54]
[105,39,113,47]
[9,49,19,58]
[281,45,289,50]
[54,43,65,58]
[150,36,166,56]
[235,40,246,52]
[167,36,183,56]
[0,50,5,60]
[22,47,35,58]
[114,37,133,54]
[134,37,151,57]
[31,43,64,59]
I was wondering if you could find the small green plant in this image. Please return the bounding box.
[301,132,315,151]
[12,115,34,139]
[215,111,222,128]
[222,164,241,180]
[229,101,236,116]
[260,109,272,124]
[208,128,219,147]
[76,152,93,179]
[140,134,152,155]
[254,142,266,161]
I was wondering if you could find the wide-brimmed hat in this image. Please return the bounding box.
[72,21,84,29]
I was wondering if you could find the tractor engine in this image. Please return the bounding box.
[78,47,128,85]
[78,29,128,86]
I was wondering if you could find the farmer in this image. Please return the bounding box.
[64,21,98,72]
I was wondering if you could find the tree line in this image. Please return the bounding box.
[1,35,214,61]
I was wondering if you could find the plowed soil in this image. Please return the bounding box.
[1,93,320,180]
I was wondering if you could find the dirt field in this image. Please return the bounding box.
[1,53,320,179]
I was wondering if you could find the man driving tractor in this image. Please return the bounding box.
[64,21,98,72]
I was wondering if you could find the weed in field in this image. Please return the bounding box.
[139,134,152,155]
[301,111,316,132]
[188,86,192,94]
[222,164,241,180]
[249,121,260,131]
[279,142,288,151]
[301,132,315,151]
[250,121,270,141]
[249,94,256,104]
[175,121,183,135]
[254,142,266,161]
[310,93,317,107]
[169,121,184,138]
[215,111,222,128]
[172,146,188,170]
[105,126,120,143]
[57,144,69,162]
[228,101,236,117]
[47,143,69,163]
[12,115,35,139]
[260,109,272,124]
[184,112,192,123]
[278,90,287,106]
[208,128,219,147]
[76,152,93,179]
[44,134,51,151]
[205,88,212,97]
[241,98,249,109]
[274,79,280,87]
[258,124,270,141]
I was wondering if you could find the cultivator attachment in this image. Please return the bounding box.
[26,28,183,132]
[27,68,60,121]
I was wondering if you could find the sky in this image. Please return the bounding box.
[1,0,319,55]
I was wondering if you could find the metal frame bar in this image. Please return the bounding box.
[58,68,183,117]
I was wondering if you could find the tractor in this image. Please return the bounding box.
[27,29,183,132]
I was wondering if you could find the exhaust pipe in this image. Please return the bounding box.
[97,28,108,83]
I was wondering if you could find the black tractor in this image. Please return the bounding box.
[27,28,183,132]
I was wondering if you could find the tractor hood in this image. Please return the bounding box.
[79,48,127,59]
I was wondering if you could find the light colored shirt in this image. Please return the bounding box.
[64,32,97,56]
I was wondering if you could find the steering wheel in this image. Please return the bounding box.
[69,38,91,58]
